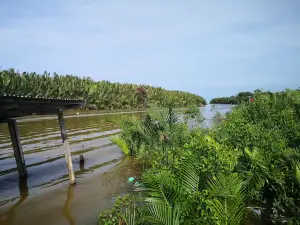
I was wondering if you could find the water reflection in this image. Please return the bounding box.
[0,106,234,225]
[63,184,75,225]
[0,178,28,224]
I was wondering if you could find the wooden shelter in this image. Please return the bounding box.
[0,94,85,184]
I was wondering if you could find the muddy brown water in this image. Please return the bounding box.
[0,105,233,225]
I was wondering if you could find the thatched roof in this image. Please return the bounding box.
[0,94,85,123]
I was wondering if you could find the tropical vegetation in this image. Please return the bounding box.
[0,68,206,109]
[100,89,300,225]
[210,91,253,104]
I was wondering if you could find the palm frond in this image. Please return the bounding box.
[207,173,246,225]
[142,203,181,225]
[122,206,136,225]
[138,171,177,207]
[296,162,300,184]
[179,158,199,195]
[110,135,129,155]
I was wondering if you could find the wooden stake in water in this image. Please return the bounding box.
[79,155,84,163]
[8,119,28,178]
[57,109,76,185]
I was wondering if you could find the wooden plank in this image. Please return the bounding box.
[7,119,28,178]
[57,110,76,185]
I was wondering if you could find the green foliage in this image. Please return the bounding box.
[101,89,300,225]
[210,91,253,104]
[110,135,130,155]
[211,105,225,126]
[184,105,204,128]
[98,194,139,225]
[207,173,246,225]
[118,160,250,225]
[0,68,206,109]
[184,134,240,177]
[111,107,191,170]
[213,90,300,224]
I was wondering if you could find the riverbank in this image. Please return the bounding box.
[98,90,300,224]
[0,105,232,225]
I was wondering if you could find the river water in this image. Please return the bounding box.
[0,105,233,225]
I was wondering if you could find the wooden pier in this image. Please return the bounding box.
[0,95,85,184]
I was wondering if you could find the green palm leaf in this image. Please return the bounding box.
[143,203,181,225]
[207,173,246,225]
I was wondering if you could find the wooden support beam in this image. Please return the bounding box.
[7,119,28,178]
[57,109,76,185]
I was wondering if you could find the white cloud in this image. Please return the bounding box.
[0,0,299,96]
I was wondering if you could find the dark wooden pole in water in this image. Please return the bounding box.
[7,119,28,178]
[57,109,76,185]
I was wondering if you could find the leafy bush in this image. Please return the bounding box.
[98,194,139,225]
[100,90,300,225]
[213,90,300,224]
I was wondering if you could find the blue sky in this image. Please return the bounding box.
[0,0,299,100]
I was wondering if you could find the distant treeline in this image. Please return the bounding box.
[210,91,253,104]
[210,89,300,104]
[0,68,206,109]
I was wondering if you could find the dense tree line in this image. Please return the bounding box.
[210,90,300,105]
[0,68,206,109]
[210,91,253,104]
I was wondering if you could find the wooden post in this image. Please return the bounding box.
[79,155,85,171]
[57,109,76,185]
[8,119,28,178]
[79,155,84,163]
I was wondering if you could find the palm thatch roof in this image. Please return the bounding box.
[0,94,85,123]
